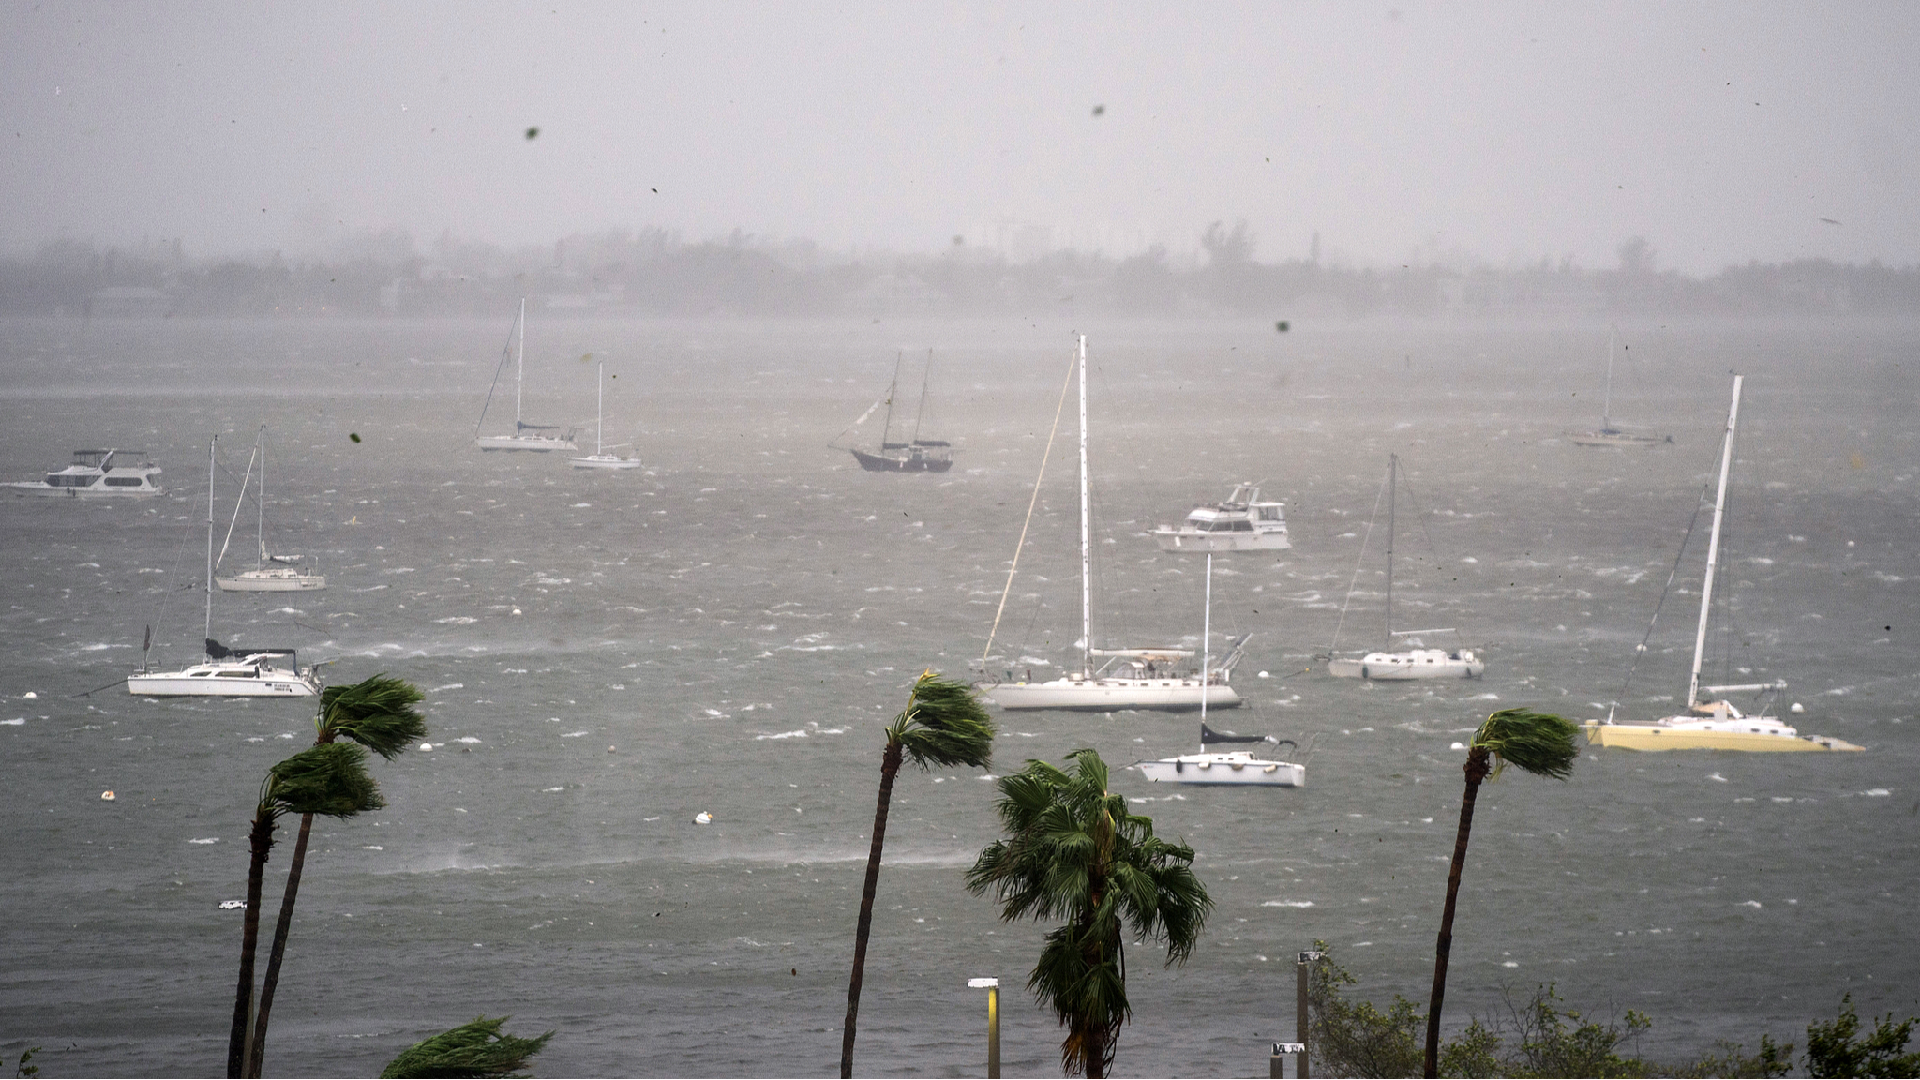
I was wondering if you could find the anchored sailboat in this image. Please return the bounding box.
[977,336,1247,712]
[476,298,578,452]
[217,427,324,592]
[570,359,641,470]
[1326,454,1485,680]
[1568,327,1669,447]
[834,350,953,472]
[1585,375,1861,751]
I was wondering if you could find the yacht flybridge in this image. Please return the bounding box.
[976,336,1246,712]
[1585,376,1860,752]
[5,449,164,497]
[1152,483,1292,552]
[127,437,320,699]
[475,298,578,452]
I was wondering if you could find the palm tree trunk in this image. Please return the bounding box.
[228,813,276,1078]
[841,739,904,1079]
[245,811,313,1077]
[1424,746,1491,1078]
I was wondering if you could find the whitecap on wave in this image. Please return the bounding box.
[429,683,464,692]
[1262,900,1314,908]
[434,617,478,625]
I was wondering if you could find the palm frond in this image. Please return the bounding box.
[320,674,428,759]
[1473,708,1581,780]
[891,671,995,770]
[266,743,384,818]
[379,1015,553,1079]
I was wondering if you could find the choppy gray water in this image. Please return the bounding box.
[2,314,1917,1078]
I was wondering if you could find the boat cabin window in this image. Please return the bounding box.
[105,476,145,487]
[48,474,92,487]
[1257,506,1281,520]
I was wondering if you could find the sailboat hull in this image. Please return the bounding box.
[850,448,952,472]
[1328,650,1484,680]
[217,569,326,592]
[128,664,319,697]
[1136,756,1303,786]
[570,455,641,469]
[477,434,578,452]
[978,679,1241,712]
[1584,721,1862,752]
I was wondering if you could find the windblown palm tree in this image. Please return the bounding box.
[840,671,995,1078]
[966,748,1212,1079]
[379,1015,554,1079]
[1423,707,1580,1079]
[228,742,385,1078]
[246,675,426,1077]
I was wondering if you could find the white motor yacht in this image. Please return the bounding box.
[1152,483,1291,552]
[5,449,164,497]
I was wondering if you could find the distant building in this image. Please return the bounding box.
[87,286,172,317]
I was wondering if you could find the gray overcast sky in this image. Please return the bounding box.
[4,2,1916,273]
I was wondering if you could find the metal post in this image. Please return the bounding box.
[969,977,1000,1078]
[1297,951,1319,1079]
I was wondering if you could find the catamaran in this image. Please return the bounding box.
[1326,454,1484,680]
[128,437,321,698]
[216,427,325,592]
[976,336,1247,712]
[476,298,578,452]
[1585,375,1861,752]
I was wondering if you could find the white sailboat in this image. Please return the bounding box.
[977,336,1247,712]
[1585,376,1861,752]
[128,437,320,698]
[217,427,325,592]
[1568,327,1669,447]
[1135,723,1306,787]
[570,359,641,470]
[1326,454,1485,680]
[475,298,579,452]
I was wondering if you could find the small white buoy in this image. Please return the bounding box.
[22,691,37,699]
[511,606,522,615]
[607,745,617,753]
[693,811,713,825]
[1450,742,1467,751]
[1257,670,1270,679]
[1791,702,1805,714]
[219,899,246,910]
[419,742,433,752]
[100,789,116,801]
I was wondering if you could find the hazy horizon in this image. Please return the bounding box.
[5,2,1918,274]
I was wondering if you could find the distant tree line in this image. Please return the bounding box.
[2,227,1917,319]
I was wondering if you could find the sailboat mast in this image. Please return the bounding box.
[515,297,526,432]
[1385,453,1397,642]
[1078,335,1092,679]
[880,352,901,448]
[204,436,215,657]
[256,426,267,563]
[1602,327,1617,430]
[1687,375,1743,708]
[911,349,931,446]
[595,360,604,455]
[1201,553,1213,720]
